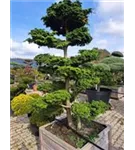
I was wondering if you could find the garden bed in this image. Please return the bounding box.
[40,117,111,150]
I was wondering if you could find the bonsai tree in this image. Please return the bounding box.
[19,0,108,129]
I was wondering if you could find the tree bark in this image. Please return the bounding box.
[66,99,73,127]
[77,116,82,130]
[65,77,73,127]
[64,47,68,58]
[63,46,73,127]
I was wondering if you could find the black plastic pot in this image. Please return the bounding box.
[86,88,112,103]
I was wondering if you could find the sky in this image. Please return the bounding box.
[10,0,124,58]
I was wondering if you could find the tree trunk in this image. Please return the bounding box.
[97,84,100,92]
[63,46,73,127]
[66,99,73,127]
[64,47,68,58]
[77,116,82,130]
[65,78,73,127]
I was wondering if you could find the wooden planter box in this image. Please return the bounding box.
[110,86,124,100]
[39,120,111,150]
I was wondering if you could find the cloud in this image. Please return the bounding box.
[95,39,108,48]
[97,1,124,17]
[10,39,63,59]
[94,0,124,37]
[95,19,124,37]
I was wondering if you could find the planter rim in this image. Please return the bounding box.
[86,88,112,92]
[40,118,111,150]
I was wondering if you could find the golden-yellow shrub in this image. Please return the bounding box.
[11,94,35,115]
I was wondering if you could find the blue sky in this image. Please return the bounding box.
[10,0,124,58]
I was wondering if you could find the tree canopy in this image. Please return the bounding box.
[25,0,92,52]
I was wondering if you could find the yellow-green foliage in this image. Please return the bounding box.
[28,93,41,99]
[11,94,35,115]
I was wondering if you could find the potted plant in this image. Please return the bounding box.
[85,50,124,102]
[85,62,112,103]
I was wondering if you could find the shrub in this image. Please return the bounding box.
[100,56,124,64]
[89,100,109,117]
[93,63,113,86]
[27,94,63,126]
[93,63,110,71]
[99,57,124,86]
[108,63,124,72]
[28,93,41,99]
[10,86,18,99]
[19,76,35,84]
[28,90,70,126]
[11,94,35,115]
[111,51,123,57]
[10,83,27,100]
[30,105,63,126]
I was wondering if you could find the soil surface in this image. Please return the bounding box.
[45,118,105,148]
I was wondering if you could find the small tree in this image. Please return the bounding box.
[24,0,103,128]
